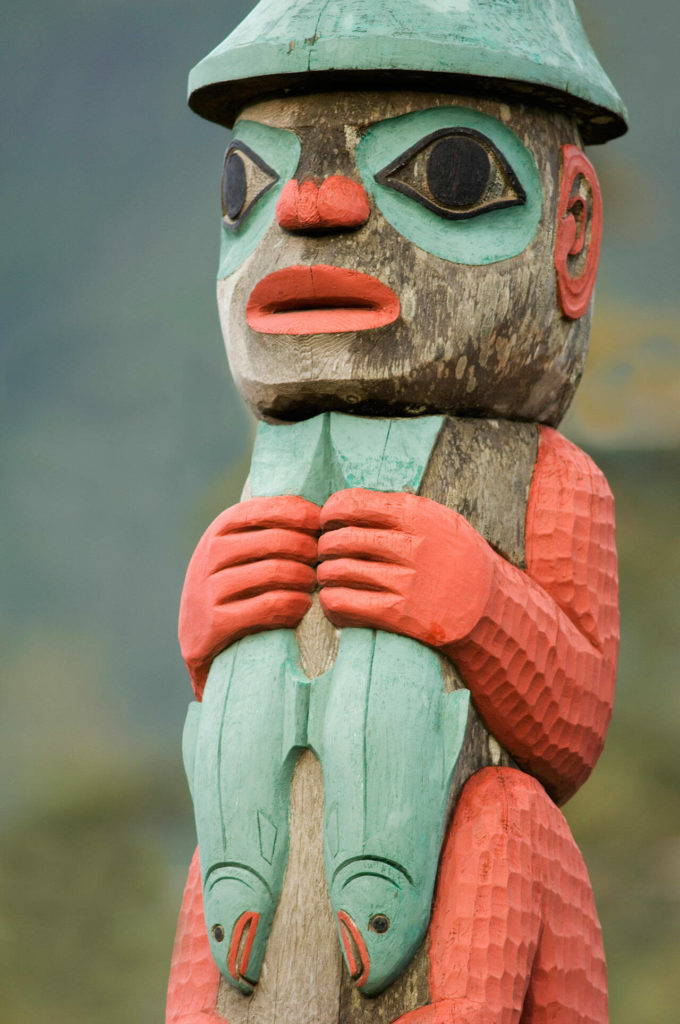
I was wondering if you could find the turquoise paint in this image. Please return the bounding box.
[181,701,202,802]
[217,120,300,279]
[186,630,308,992]
[250,412,443,501]
[356,107,542,265]
[188,0,626,143]
[318,630,469,994]
[249,413,331,504]
[186,413,475,995]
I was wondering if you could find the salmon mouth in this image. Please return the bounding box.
[246,265,400,335]
[228,910,260,990]
[337,910,371,988]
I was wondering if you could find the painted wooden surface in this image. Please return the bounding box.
[188,0,627,143]
[217,92,593,426]
[246,264,399,335]
[169,31,621,1019]
[276,176,370,232]
[400,768,608,1024]
[184,413,474,995]
[170,410,617,1021]
[168,416,542,1022]
[555,144,604,320]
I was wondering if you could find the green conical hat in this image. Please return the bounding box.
[188,0,627,143]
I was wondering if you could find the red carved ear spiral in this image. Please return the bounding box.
[555,145,603,320]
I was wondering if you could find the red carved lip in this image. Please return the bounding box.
[228,910,259,989]
[337,910,371,988]
[246,265,400,335]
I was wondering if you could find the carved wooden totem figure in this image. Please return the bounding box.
[166,3,627,1022]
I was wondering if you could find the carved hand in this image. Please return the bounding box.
[178,496,320,699]
[317,489,495,647]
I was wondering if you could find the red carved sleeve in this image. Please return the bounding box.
[446,427,619,804]
[166,847,224,1023]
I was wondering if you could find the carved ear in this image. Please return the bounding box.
[554,144,603,320]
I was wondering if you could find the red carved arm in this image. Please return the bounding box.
[178,496,320,699]
[318,427,618,805]
[449,427,619,803]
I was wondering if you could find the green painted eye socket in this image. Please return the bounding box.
[375,127,526,222]
[356,107,543,266]
[221,141,280,231]
[217,121,301,280]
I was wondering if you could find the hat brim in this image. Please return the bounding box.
[189,66,626,145]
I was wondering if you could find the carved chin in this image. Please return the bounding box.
[217,274,589,425]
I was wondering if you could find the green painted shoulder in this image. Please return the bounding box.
[188,0,626,143]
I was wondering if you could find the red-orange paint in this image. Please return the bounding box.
[394,768,608,1024]
[166,847,223,1023]
[178,495,320,700]
[317,427,618,806]
[337,910,371,988]
[276,175,370,232]
[246,265,400,335]
[228,910,260,983]
[450,427,618,804]
[555,144,603,320]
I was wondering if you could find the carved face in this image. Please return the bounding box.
[216,90,600,424]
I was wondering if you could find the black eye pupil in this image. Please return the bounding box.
[224,152,247,221]
[369,914,390,934]
[212,924,225,942]
[427,136,490,209]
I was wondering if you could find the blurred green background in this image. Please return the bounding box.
[1,1,678,1020]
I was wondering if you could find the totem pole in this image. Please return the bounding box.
[167,3,626,1022]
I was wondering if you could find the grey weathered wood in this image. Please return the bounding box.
[216,750,343,1024]
[218,90,585,428]
[216,417,532,1023]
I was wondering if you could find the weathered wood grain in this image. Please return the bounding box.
[216,750,343,1024]
[218,91,587,427]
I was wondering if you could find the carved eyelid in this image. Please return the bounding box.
[221,140,280,231]
[374,126,527,221]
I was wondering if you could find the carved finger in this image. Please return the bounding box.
[209,528,318,570]
[318,525,413,564]
[216,589,313,638]
[317,556,408,594]
[321,488,417,531]
[212,558,317,601]
[212,495,321,536]
[319,586,403,632]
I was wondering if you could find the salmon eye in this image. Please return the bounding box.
[212,924,225,942]
[369,914,390,934]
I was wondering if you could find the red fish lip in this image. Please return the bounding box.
[227,910,260,988]
[337,910,370,988]
[246,265,400,336]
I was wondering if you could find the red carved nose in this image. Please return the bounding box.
[276,176,370,232]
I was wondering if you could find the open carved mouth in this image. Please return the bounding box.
[227,910,260,990]
[246,265,400,335]
[337,910,371,988]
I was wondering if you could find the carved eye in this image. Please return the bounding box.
[221,141,279,230]
[368,914,390,934]
[375,128,526,221]
[212,924,225,942]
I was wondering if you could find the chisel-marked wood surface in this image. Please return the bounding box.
[169,3,624,1019]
